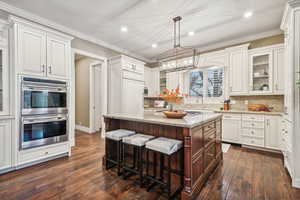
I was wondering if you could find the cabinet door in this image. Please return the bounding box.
[265,116,280,150]
[229,50,248,95]
[122,78,144,117]
[273,48,285,94]
[46,35,70,79]
[222,118,241,143]
[144,67,152,96]
[249,50,273,94]
[0,120,11,171]
[18,25,47,76]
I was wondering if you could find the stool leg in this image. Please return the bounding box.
[160,153,164,181]
[153,151,157,178]
[167,155,171,199]
[133,146,136,169]
[146,149,149,178]
[139,147,143,187]
[117,141,121,176]
[122,143,127,179]
[181,149,184,188]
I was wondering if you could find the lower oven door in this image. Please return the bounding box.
[21,115,68,150]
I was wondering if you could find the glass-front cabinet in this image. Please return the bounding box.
[249,50,273,94]
[0,21,9,115]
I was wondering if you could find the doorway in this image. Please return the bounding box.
[70,49,107,146]
[90,63,102,132]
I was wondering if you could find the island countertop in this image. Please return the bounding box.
[104,111,222,128]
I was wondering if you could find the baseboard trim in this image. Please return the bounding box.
[75,125,93,134]
[293,178,300,189]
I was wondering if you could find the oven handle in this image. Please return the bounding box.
[22,87,67,93]
[22,116,68,124]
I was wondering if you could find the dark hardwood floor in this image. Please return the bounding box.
[0,131,299,200]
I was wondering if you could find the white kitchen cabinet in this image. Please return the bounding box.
[273,47,285,94]
[0,120,12,171]
[222,114,241,143]
[46,34,70,79]
[265,116,280,150]
[108,55,145,116]
[12,17,73,79]
[122,78,144,116]
[249,49,273,94]
[0,20,9,115]
[227,44,249,95]
[144,67,160,96]
[17,24,47,77]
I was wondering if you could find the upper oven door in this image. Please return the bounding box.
[22,83,67,115]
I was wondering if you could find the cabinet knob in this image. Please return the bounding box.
[48,66,52,74]
[45,152,49,155]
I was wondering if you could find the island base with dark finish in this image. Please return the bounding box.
[103,115,223,200]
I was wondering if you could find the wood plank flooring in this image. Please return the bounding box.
[0,131,299,200]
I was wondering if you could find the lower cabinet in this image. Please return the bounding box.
[265,116,281,150]
[222,114,241,143]
[0,120,12,171]
[18,142,69,166]
[222,113,281,151]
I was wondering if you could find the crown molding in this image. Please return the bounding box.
[195,29,283,54]
[281,0,300,30]
[0,1,151,63]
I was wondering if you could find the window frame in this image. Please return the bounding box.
[187,66,225,104]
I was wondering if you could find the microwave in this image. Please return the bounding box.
[21,77,68,115]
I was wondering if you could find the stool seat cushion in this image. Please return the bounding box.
[123,134,155,147]
[145,137,183,155]
[105,129,135,141]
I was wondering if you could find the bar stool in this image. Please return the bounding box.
[145,137,184,199]
[105,129,135,175]
[122,134,155,186]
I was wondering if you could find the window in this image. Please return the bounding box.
[189,67,224,102]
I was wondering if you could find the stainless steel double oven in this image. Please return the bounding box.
[20,77,68,150]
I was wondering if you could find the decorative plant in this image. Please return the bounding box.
[159,86,186,111]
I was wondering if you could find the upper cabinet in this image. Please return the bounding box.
[227,44,249,95]
[226,43,284,96]
[17,24,47,77]
[11,17,73,79]
[46,34,70,79]
[273,47,285,94]
[249,49,273,94]
[0,20,9,115]
[144,67,160,96]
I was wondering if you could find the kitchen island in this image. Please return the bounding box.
[103,111,223,200]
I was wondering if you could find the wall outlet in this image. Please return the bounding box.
[244,100,249,105]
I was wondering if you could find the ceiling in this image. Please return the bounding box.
[0,0,287,61]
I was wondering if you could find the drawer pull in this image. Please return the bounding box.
[45,152,49,155]
[251,131,254,135]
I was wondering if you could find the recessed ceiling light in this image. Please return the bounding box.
[188,31,195,36]
[152,43,157,48]
[121,26,128,32]
[244,11,253,18]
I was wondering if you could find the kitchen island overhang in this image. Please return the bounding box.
[103,112,223,200]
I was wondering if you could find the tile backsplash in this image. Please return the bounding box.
[174,95,284,112]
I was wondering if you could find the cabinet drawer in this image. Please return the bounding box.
[242,121,264,129]
[123,70,144,81]
[223,114,241,120]
[204,130,216,147]
[204,121,216,132]
[242,136,264,147]
[204,142,216,170]
[242,114,264,122]
[19,143,69,165]
[242,128,264,138]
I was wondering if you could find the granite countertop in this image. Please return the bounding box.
[144,107,283,116]
[104,111,222,128]
[214,110,284,116]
